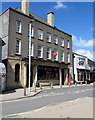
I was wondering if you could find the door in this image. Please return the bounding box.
[62,69,64,85]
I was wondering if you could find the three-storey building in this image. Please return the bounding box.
[0,0,73,90]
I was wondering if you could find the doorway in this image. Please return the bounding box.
[62,69,64,85]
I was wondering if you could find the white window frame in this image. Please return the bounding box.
[28,24,34,37]
[54,35,58,45]
[47,47,51,59]
[28,41,34,56]
[46,32,51,43]
[38,45,43,58]
[67,40,70,48]
[16,21,21,33]
[38,29,43,40]
[16,39,21,55]
[61,51,64,62]
[67,52,70,63]
[54,49,58,61]
[60,38,64,47]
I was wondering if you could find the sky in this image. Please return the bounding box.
[1,2,94,61]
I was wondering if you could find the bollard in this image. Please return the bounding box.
[51,81,53,89]
[40,83,42,89]
[81,81,82,86]
[75,82,77,86]
[24,86,26,96]
[86,81,87,85]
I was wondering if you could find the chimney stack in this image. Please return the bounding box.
[47,12,54,27]
[21,0,29,15]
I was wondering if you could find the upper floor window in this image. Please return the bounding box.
[53,49,58,61]
[28,41,33,56]
[54,35,58,45]
[16,39,21,55]
[67,40,70,48]
[46,33,51,43]
[47,47,51,59]
[61,51,64,62]
[60,38,64,47]
[28,24,34,37]
[67,52,70,63]
[16,21,21,33]
[38,45,43,58]
[38,29,43,40]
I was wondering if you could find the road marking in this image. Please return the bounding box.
[1,87,94,103]
[6,96,91,118]
[7,103,55,118]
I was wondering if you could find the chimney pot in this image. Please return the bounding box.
[47,12,54,27]
[21,0,29,15]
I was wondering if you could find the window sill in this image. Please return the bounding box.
[54,43,58,45]
[47,58,51,61]
[38,38,43,41]
[16,32,22,35]
[67,48,70,50]
[15,54,21,56]
[61,46,64,48]
[46,41,51,43]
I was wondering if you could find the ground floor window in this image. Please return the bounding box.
[38,66,59,80]
[15,64,20,82]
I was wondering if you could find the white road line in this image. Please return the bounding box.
[1,87,93,103]
[6,96,90,118]
[7,103,55,118]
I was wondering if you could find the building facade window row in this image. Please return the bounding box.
[15,40,70,63]
[16,21,70,49]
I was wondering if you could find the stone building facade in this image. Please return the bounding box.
[0,1,73,90]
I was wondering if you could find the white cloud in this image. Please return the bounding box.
[72,35,93,47]
[75,49,95,61]
[92,27,95,31]
[54,1,67,9]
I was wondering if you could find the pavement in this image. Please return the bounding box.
[0,83,93,102]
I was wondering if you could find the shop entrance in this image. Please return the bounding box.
[62,69,64,85]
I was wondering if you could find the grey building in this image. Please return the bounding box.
[0,0,73,90]
[0,38,5,62]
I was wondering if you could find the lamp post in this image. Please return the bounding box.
[29,19,34,92]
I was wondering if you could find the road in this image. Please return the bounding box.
[2,84,94,117]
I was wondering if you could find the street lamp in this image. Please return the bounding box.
[29,19,35,92]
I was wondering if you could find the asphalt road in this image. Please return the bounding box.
[2,85,94,117]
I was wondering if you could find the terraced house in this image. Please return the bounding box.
[0,0,73,90]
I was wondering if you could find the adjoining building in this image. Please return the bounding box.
[0,38,6,91]
[73,52,95,84]
[0,38,5,62]
[88,59,95,82]
[0,0,73,90]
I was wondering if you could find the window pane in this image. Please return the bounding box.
[60,38,64,47]
[47,48,51,59]
[61,51,64,62]
[16,39,21,54]
[67,52,70,63]
[53,50,58,61]
[54,35,58,44]
[16,21,21,33]
[28,24,34,37]
[38,29,43,40]
[38,45,43,58]
[67,40,70,48]
[47,33,51,42]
